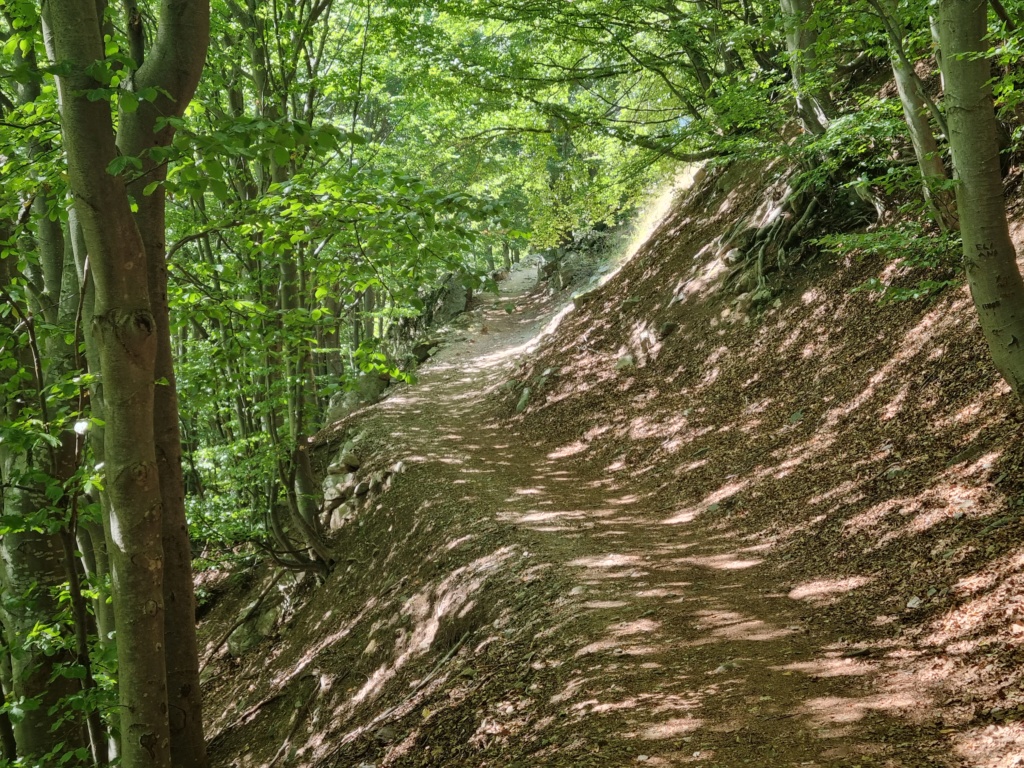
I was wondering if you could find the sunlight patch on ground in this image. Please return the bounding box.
[693,609,794,642]
[675,554,763,570]
[638,716,703,740]
[798,691,922,727]
[774,658,876,678]
[954,723,1024,768]
[788,576,873,605]
[569,553,645,569]
[348,547,514,709]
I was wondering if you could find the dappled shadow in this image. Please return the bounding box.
[202,162,1024,768]
[502,160,1024,766]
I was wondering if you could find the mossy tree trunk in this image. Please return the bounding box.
[779,0,832,134]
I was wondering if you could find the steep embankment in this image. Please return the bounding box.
[199,164,1024,768]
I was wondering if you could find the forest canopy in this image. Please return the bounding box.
[2,0,1024,765]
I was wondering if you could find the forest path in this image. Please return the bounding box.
[355,261,952,768]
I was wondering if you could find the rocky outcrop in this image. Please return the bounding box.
[320,430,407,532]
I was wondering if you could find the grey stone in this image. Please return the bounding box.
[657,322,678,340]
[430,274,468,324]
[723,247,744,265]
[354,481,370,497]
[330,504,352,530]
[339,451,361,471]
[615,355,636,371]
[227,623,259,657]
[227,595,283,656]
[324,484,345,505]
[324,373,391,425]
[255,603,282,638]
[412,342,433,363]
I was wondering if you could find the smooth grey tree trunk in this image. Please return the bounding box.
[779,0,832,134]
[43,1,210,766]
[869,0,957,230]
[939,0,1024,396]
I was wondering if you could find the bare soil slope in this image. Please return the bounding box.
[201,164,1024,768]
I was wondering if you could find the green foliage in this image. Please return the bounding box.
[816,224,962,302]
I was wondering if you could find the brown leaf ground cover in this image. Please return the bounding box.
[200,163,1024,767]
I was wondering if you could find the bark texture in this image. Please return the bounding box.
[939,0,1024,396]
[42,2,200,766]
[118,3,211,757]
[779,0,831,134]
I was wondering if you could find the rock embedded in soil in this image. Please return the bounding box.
[329,503,352,530]
[354,481,370,497]
[324,483,345,505]
[616,354,636,371]
[658,321,678,339]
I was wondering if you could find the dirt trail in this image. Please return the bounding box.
[349,262,952,767]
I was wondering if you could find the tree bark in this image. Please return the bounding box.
[939,0,1024,396]
[42,1,205,765]
[120,65,210,768]
[779,0,832,134]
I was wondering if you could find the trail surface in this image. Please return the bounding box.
[349,261,950,767]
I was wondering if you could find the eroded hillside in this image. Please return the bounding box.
[199,163,1024,768]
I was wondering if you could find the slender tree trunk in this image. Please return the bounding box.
[939,0,1024,396]
[779,0,832,134]
[125,135,208,768]
[362,286,376,342]
[0,509,86,761]
[868,0,957,229]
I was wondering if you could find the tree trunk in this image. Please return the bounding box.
[123,114,209,768]
[0,676,16,762]
[868,0,957,229]
[779,0,832,134]
[42,1,209,765]
[939,0,1024,396]
[0,510,86,761]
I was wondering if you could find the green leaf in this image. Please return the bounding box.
[107,156,130,176]
[120,91,140,113]
[208,178,229,201]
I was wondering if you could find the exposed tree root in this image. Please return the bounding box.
[199,570,284,674]
[268,675,322,768]
[720,173,876,304]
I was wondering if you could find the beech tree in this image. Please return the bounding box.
[39,0,210,766]
[938,0,1024,397]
